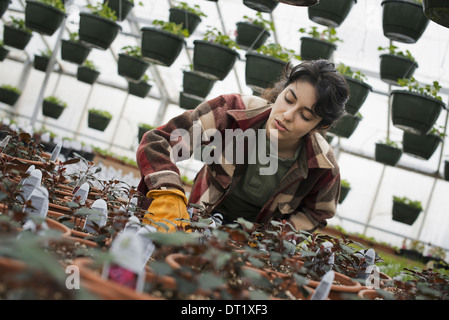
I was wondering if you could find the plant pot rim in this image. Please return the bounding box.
[343,75,373,91]
[375,142,402,151]
[193,39,240,58]
[403,130,444,142]
[4,24,32,35]
[379,53,419,67]
[141,26,187,43]
[118,53,150,65]
[390,89,446,108]
[169,7,202,20]
[25,0,68,16]
[245,51,288,64]
[80,12,122,30]
[381,0,422,8]
[236,21,269,31]
[78,65,100,74]
[300,36,338,49]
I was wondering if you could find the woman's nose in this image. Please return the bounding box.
[283,108,295,121]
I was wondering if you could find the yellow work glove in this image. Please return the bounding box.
[142,188,190,233]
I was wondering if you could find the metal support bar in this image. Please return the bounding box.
[417,177,438,240]
[109,92,130,148]
[73,84,95,140]
[363,164,386,235]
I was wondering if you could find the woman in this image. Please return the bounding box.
[136,59,349,233]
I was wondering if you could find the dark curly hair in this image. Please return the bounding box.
[261,59,349,130]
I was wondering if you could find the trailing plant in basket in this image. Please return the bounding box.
[203,26,240,50]
[378,44,416,62]
[256,43,300,62]
[151,20,189,38]
[7,16,32,34]
[397,77,442,101]
[429,124,447,139]
[378,137,400,148]
[1,84,21,95]
[38,48,52,58]
[36,0,66,12]
[172,1,207,18]
[243,11,275,32]
[336,62,368,83]
[393,196,423,211]
[88,108,112,119]
[82,59,99,71]
[298,26,342,44]
[86,2,117,21]
[44,96,67,108]
[120,45,142,57]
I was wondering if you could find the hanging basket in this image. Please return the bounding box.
[141,27,185,67]
[344,77,372,115]
[128,80,152,98]
[402,131,442,160]
[0,45,9,61]
[61,40,91,65]
[423,0,449,29]
[193,40,239,81]
[379,54,418,85]
[183,70,216,98]
[381,0,429,44]
[328,113,361,138]
[338,185,350,204]
[24,0,67,36]
[444,160,449,181]
[76,66,100,84]
[169,7,202,36]
[117,54,149,82]
[33,55,50,72]
[1,0,11,19]
[278,1,319,6]
[308,0,357,27]
[375,143,403,166]
[390,90,445,135]
[78,12,122,50]
[42,100,65,119]
[236,22,270,50]
[245,52,287,93]
[104,0,134,21]
[88,112,111,132]
[300,37,337,61]
[3,25,33,50]
[0,87,20,106]
[243,0,279,13]
[179,92,204,110]
[392,200,422,225]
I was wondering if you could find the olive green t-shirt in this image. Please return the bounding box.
[215,129,300,223]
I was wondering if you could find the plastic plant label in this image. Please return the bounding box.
[84,199,108,233]
[24,186,49,219]
[18,165,35,186]
[124,215,141,234]
[0,135,11,153]
[18,169,42,203]
[310,270,334,300]
[357,248,376,280]
[50,142,62,162]
[102,230,146,292]
[72,182,89,205]
[136,225,157,269]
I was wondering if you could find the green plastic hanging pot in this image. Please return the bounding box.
[245,52,287,93]
[236,22,270,50]
[381,0,429,44]
[3,25,33,50]
[423,0,449,29]
[182,70,216,98]
[379,54,418,85]
[300,37,337,61]
[0,45,9,61]
[444,160,449,181]
[169,7,202,36]
[128,80,152,98]
[61,40,91,65]
[25,0,67,36]
[328,113,361,138]
[77,66,100,84]
[42,100,65,119]
[193,40,239,80]
[78,12,122,50]
[392,201,421,225]
[402,131,442,160]
[278,1,319,6]
[88,112,111,132]
[117,54,150,82]
[0,87,20,106]
[104,0,134,21]
[344,76,372,115]
[308,0,357,27]
[141,27,185,67]
[243,0,278,13]
[338,185,350,204]
[33,55,50,72]
[179,92,204,110]
[0,0,11,18]
[375,143,403,166]
[390,90,445,135]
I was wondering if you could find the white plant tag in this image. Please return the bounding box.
[136,225,156,269]
[0,135,11,152]
[72,182,89,205]
[24,186,49,219]
[124,215,141,234]
[102,230,146,292]
[310,270,334,300]
[50,142,62,162]
[84,199,108,233]
[18,165,35,186]
[18,169,42,203]
[357,248,376,280]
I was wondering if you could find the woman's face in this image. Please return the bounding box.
[266,80,322,147]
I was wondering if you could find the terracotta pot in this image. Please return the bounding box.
[357,288,385,300]
[307,271,362,300]
[45,217,71,237]
[73,257,161,300]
